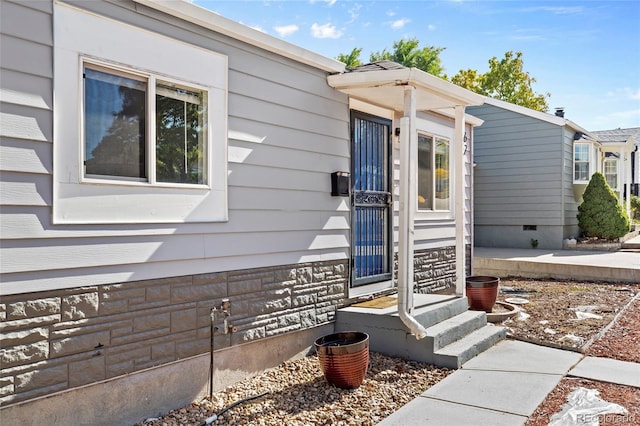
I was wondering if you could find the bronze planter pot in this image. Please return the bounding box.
[466,276,500,313]
[314,331,369,389]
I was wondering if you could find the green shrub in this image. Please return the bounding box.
[577,172,630,239]
[631,195,640,220]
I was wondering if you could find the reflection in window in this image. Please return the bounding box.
[84,68,146,179]
[156,83,207,184]
[574,143,590,182]
[418,133,450,211]
[83,64,208,185]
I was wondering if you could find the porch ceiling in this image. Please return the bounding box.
[327,67,485,113]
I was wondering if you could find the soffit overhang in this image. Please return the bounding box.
[327,68,486,113]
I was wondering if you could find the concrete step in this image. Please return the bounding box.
[432,325,507,369]
[424,310,488,352]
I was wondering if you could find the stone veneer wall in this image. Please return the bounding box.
[394,245,470,294]
[0,260,348,406]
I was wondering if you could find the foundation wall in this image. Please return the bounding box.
[0,260,348,408]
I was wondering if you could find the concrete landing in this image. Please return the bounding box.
[335,294,505,369]
[474,247,640,283]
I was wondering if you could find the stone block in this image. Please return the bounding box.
[0,376,14,397]
[297,267,312,284]
[0,341,48,368]
[133,312,170,333]
[277,312,300,329]
[0,303,5,321]
[69,355,105,387]
[61,292,99,321]
[0,315,59,333]
[273,267,296,283]
[292,292,317,308]
[171,283,224,304]
[101,287,145,303]
[99,298,128,315]
[171,308,197,333]
[227,278,262,296]
[146,285,170,302]
[51,330,110,358]
[1,327,48,347]
[300,309,316,328]
[176,338,208,358]
[7,297,60,320]
[151,341,176,362]
[15,364,67,392]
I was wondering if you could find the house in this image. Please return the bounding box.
[0,0,487,424]
[590,127,640,206]
[468,98,634,250]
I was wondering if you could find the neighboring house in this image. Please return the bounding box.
[468,98,633,250]
[0,0,484,423]
[591,127,640,206]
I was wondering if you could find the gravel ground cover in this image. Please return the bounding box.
[139,352,452,426]
[527,287,640,425]
[141,278,640,426]
[498,278,639,351]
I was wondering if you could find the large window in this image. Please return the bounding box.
[418,133,450,211]
[574,142,591,183]
[83,64,208,185]
[54,3,227,224]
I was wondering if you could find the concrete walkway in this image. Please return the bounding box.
[474,246,640,283]
[378,340,640,425]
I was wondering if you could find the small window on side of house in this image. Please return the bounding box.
[603,158,617,190]
[573,142,590,183]
[417,133,450,211]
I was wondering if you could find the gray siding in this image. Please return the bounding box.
[0,0,350,294]
[468,104,566,249]
[470,104,564,227]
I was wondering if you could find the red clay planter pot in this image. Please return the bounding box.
[314,331,369,389]
[466,276,500,313]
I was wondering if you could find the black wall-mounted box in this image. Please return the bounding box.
[331,171,350,196]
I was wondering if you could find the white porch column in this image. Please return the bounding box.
[454,105,466,297]
[398,86,417,312]
[625,149,632,217]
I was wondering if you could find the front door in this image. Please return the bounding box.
[350,111,393,289]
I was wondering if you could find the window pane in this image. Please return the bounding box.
[574,163,589,181]
[434,138,450,210]
[574,143,589,162]
[604,160,617,189]
[84,67,146,179]
[417,134,433,210]
[156,82,207,184]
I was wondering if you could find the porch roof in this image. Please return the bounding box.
[591,127,639,152]
[327,61,486,113]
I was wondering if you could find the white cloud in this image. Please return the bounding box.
[390,18,410,30]
[522,6,584,15]
[274,24,299,37]
[606,87,640,100]
[311,22,343,39]
[386,10,396,17]
[427,24,436,31]
[309,0,337,6]
[347,3,362,24]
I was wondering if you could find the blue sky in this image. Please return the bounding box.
[194,0,640,131]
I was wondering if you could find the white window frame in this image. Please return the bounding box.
[573,142,592,184]
[81,59,210,187]
[603,158,618,190]
[53,4,228,224]
[415,117,454,220]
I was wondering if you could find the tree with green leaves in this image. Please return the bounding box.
[577,172,630,240]
[451,51,550,111]
[337,47,363,68]
[370,38,445,77]
[337,38,445,77]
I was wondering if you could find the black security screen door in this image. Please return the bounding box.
[351,111,392,287]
